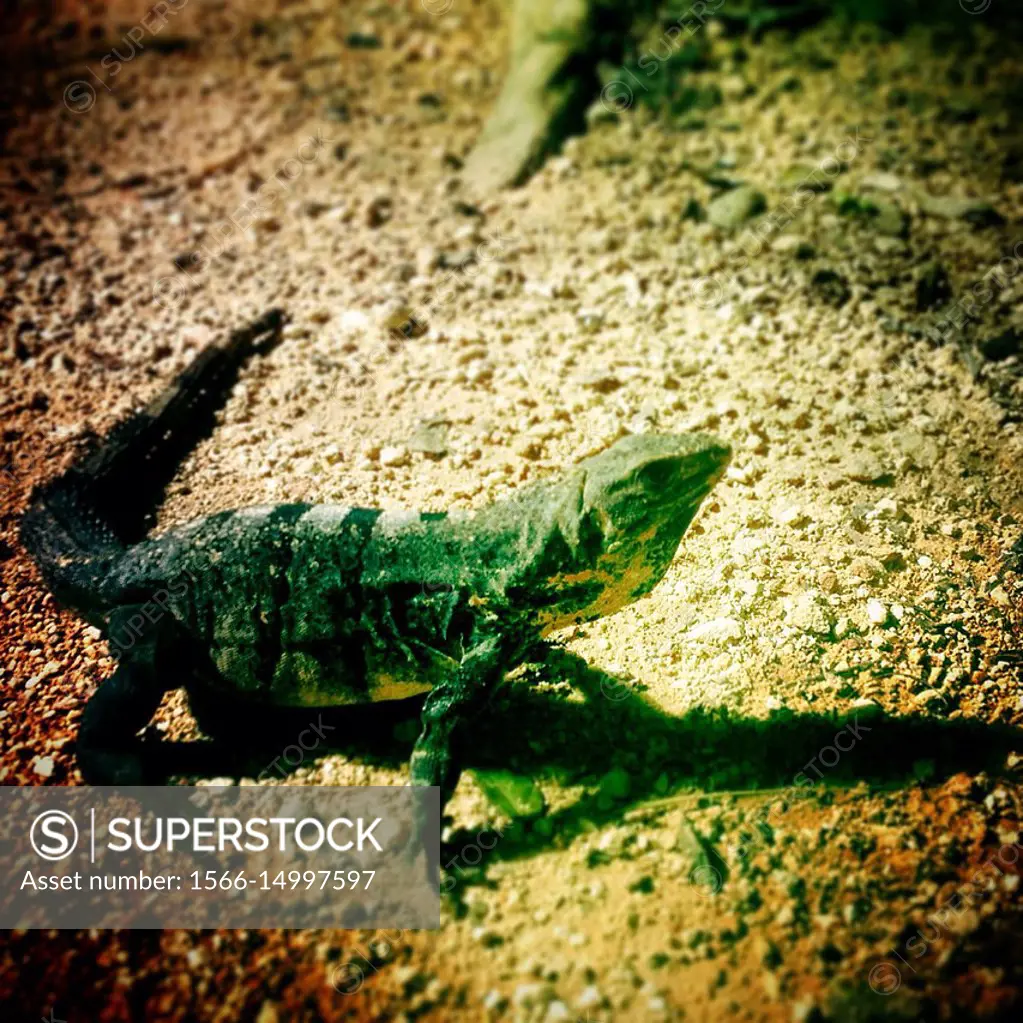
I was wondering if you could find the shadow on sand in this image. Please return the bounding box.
[151,645,1023,874]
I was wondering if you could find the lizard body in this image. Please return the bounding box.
[21,310,729,811]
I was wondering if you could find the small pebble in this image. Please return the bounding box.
[379,445,409,467]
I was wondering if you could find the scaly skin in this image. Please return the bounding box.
[20,311,730,818]
[111,433,728,706]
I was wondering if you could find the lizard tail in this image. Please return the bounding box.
[20,308,286,608]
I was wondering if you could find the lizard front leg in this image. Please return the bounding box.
[408,633,513,891]
[409,633,511,811]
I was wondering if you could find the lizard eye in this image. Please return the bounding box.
[637,459,677,492]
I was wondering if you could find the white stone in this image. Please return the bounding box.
[576,986,604,1010]
[340,309,371,332]
[379,445,410,467]
[785,594,835,636]
[685,617,743,643]
[866,599,888,624]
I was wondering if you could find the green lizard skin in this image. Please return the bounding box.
[111,432,730,706]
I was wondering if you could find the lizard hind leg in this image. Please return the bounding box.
[77,657,169,785]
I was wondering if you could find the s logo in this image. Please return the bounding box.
[30,810,79,861]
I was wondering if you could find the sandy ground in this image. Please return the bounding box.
[1,1,1023,1020]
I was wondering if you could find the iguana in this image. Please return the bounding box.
[20,309,730,813]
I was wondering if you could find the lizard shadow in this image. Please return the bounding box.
[175,647,1023,869]
[447,647,1023,868]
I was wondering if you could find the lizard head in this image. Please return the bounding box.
[582,431,730,525]
[536,433,731,632]
[581,431,731,571]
